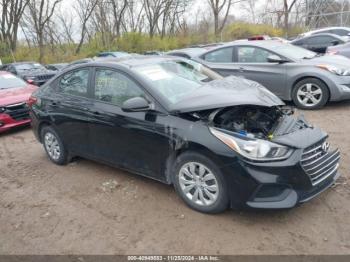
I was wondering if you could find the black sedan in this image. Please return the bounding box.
[28,56,341,213]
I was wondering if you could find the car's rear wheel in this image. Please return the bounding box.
[41,126,68,165]
[173,152,229,213]
[292,78,329,109]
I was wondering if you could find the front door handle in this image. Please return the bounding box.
[49,100,60,107]
[238,67,245,72]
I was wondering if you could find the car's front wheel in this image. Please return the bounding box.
[173,152,229,213]
[41,126,68,165]
[292,78,329,109]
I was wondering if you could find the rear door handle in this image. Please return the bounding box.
[238,67,245,72]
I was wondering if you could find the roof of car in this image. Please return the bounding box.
[166,47,207,57]
[293,33,344,40]
[8,61,39,65]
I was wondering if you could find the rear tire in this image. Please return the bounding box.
[292,78,329,109]
[41,126,68,165]
[172,152,229,214]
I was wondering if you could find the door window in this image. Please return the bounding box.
[203,47,233,63]
[94,68,145,106]
[307,36,335,45]
[236,46,276,63]
[331,29,349,36]
[58,68,89,97]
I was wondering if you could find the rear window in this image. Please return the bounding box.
[0,74,27,90]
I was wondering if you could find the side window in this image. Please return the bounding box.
[332,29,349,36]
[307,36,334,45]
[203,47,233,63]
[94,68,145,106]
[58,68,89,97]
[236,46,276,63]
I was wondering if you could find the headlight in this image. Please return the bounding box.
[209,127,291,161]
[316,64,350,76]
[0,107,5,113]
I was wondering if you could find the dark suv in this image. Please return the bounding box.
[6,62,56,86]
[29,56,341,213]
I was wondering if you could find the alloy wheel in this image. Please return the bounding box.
[44,132,61,161]
[297,83,323,107]
[178,162,219,206]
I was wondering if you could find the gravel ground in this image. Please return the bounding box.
[0,101,350,255]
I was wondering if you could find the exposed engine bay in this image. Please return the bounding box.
[188,105,311,140]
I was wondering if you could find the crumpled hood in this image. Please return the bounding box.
[169,76,284,113]
[300,54,350,68]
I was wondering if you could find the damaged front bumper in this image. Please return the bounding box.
[220,128,341,209]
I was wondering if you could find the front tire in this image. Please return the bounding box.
[41,126,68,165]
[173,152,229,214]
[292,78,329,109]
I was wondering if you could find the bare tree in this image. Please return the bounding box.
[0,0,29,51]
[207,0,241,40]
[143,0,168,37]
[74,0,98,54]
[283,0,298,33]
[24,0,62,62]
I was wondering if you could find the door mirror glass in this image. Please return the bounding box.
[122,97,150,112]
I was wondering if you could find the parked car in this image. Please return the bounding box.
[45,63,68,71]
[193,40,350,109]
[29,56,340,213]
[298,26,350,38]
[6,62,56,86]
[291,33,347,53]
[326,41,350,57]
[167,47,207,59]
[97,51,129,58]
[0,71,37,133]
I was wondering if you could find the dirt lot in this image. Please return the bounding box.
[1,102,350,255]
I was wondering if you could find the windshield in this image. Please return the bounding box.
[14,63,45,71]
[274,44,317,60]
[0,74,27,89]
[135,60,222,104]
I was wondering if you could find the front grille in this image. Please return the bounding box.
[37,74,55,81]
[4,102,30,121]
[301,140,340,186]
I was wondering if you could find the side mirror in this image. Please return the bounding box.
[267,55,288,64]
[331,40,339,46]
[121,97,151,112]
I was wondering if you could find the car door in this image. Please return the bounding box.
[88,67,170,180]
[200,47,238,76]
[46,67,93,155]
[230,45,287,97]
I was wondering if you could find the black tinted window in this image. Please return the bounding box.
[307,36,336,45]
[94,69,145,106]
[203,47,233,63]
[331,29,349,36]
[58,68,89,97]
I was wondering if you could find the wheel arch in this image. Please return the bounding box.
[164,142,225,185]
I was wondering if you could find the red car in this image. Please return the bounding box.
[0,71,38,133]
